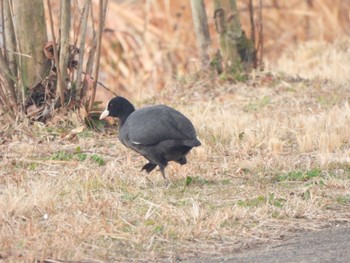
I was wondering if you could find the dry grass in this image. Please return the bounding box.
[2,1,350,259]
[1,39,350,262]
[272,37,350,83]
[46,0,349,100]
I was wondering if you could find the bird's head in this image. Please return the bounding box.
[100,96,135,121]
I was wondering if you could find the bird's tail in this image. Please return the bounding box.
[183,138,201,147]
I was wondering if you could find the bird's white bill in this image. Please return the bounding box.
[99,109,110,120]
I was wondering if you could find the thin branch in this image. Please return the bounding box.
[305,0,313,39]
[248,0,255,48]
[72,0,80,47]
[82,1,109,107]
[248,0,258,69]
[75,0,91,105]
[85,5,96,76]
[81,71,117,96]
[81,6,97,106]
[46,0,64,105]
[85,36,97,77]
[88,0,108,112]
[0,48,31,58]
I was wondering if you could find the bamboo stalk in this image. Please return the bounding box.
[7,0,26,107]
[75,0,91,106]
[1,0,17,107]
[0,82,9,109]
[0,2,16,113]
[0,1,6,48]
[1,1,6,62]
[3,0,18,78]
[88,0,108,112]
[0,84,12,116]
[0,51,17,113]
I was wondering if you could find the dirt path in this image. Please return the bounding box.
[189,227,350,263]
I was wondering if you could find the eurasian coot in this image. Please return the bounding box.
[100,96,201,180]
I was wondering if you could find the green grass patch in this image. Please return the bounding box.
[91,154,105,166]
[50,150,105,166]
[50,151,74,161]
[221,179,230,185]
[237,195,266,208]
[268,193,286,208]
[184,176,212,187]
[154,225,164,234]
[77,130,94,138]
[28,162,38,170]
[238,193,286,208]
[243,96,272,112]
[275,169,323,182]
[144,219,156,226]
[336,194,350,205]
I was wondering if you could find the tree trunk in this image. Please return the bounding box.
[214,0,254,73]
[13,0,48,88]
[190,0,211,69]
[214,0,241,71]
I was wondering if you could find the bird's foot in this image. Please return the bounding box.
[163,178,171,188]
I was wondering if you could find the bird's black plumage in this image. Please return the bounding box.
[100,96,201,180]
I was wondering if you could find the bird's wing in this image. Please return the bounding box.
[123,105,197,146]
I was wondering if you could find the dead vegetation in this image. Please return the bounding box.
[1,0,348,114]
[1,38,350,261]
[92,0,350,98]
[26,0,346,103]
[1,0,350,262]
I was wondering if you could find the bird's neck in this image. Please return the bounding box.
[119,103,135,126]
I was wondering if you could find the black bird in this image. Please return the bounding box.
[100,96,201,180]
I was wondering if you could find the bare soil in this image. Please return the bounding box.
[189,225,350,263]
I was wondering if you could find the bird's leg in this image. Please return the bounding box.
[141,162,157,173]
[177,156,187,165]
[159,165,167,181]
[159,165,167,180]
